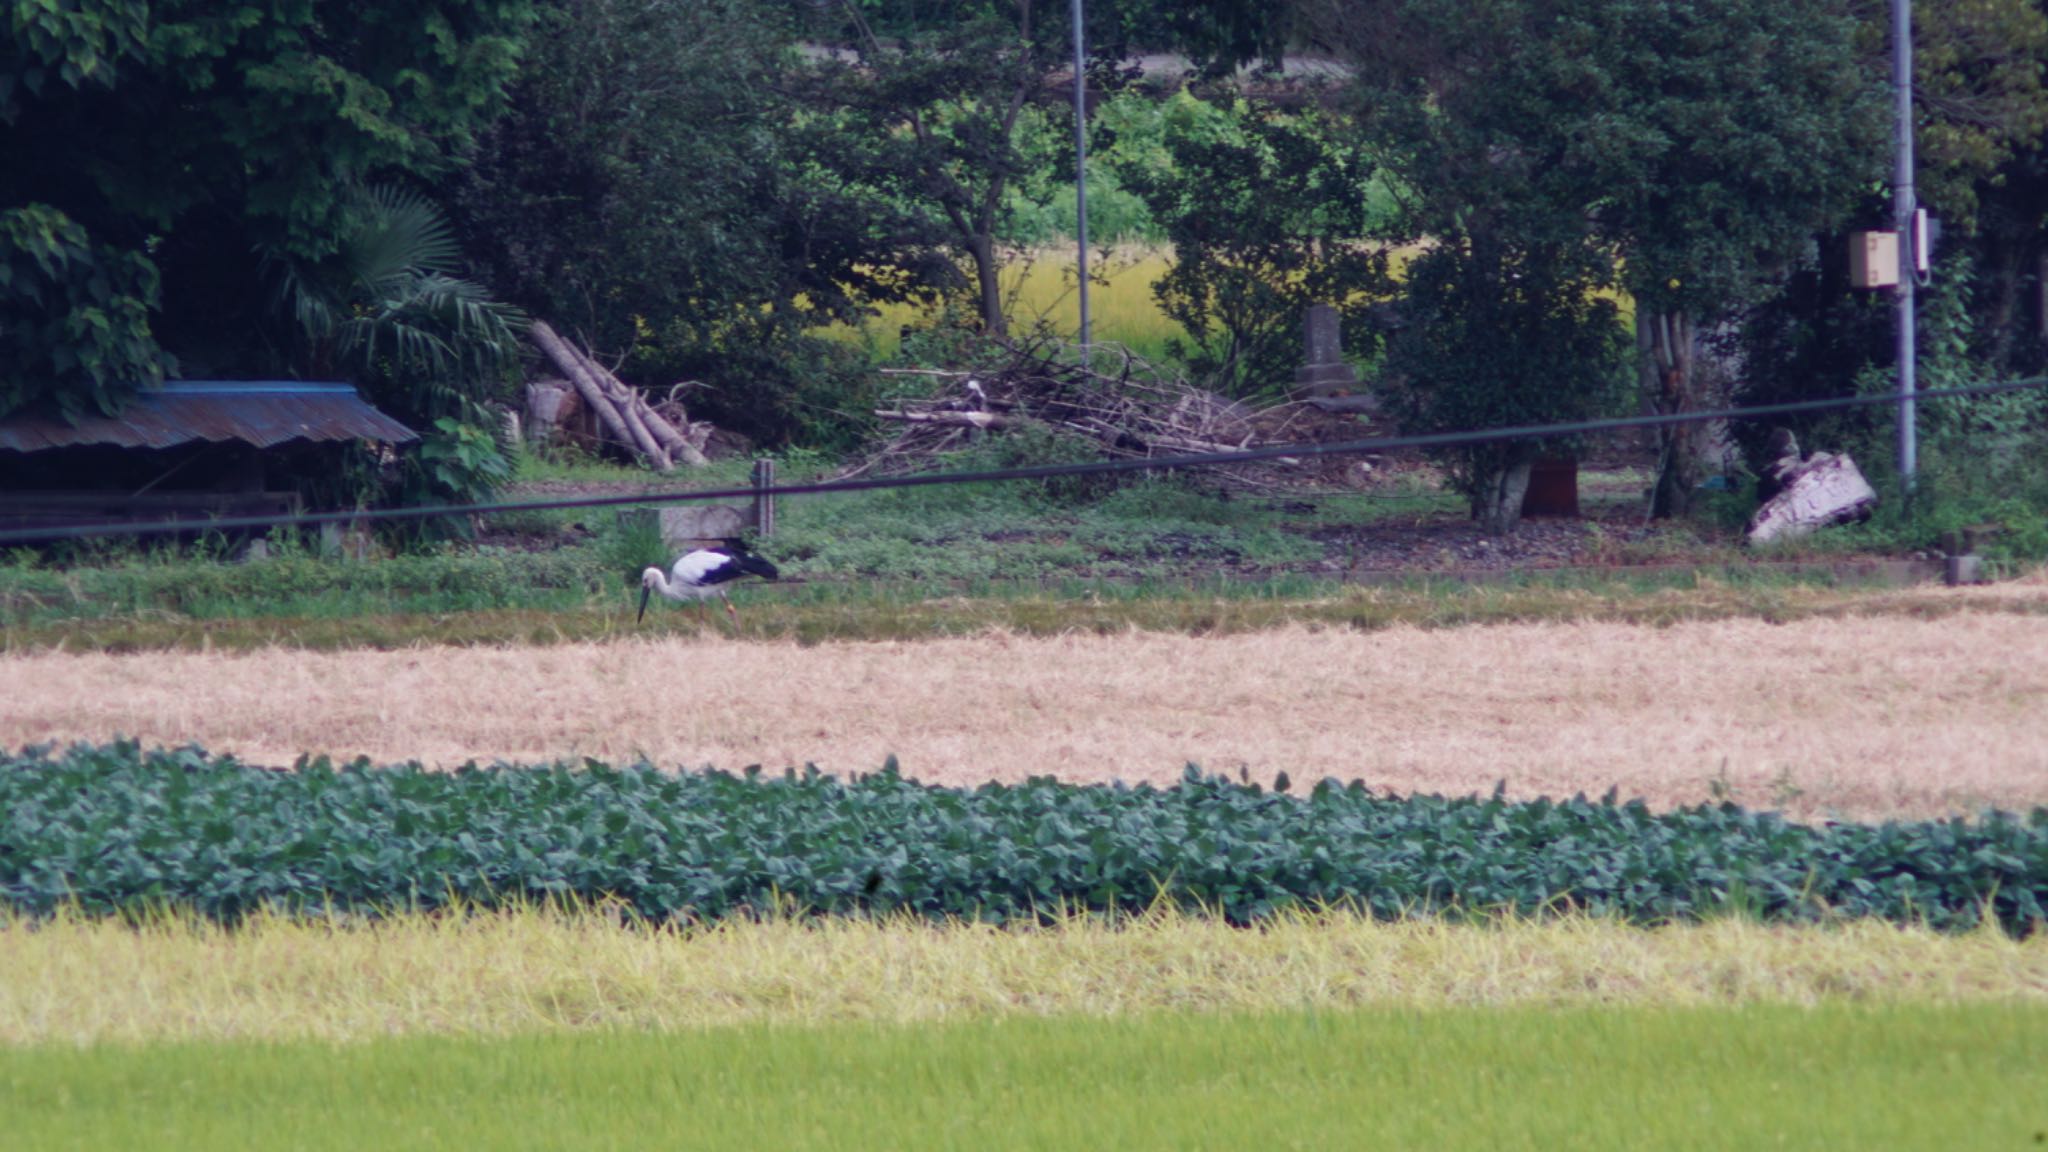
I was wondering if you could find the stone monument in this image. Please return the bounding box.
[1293,304,1379,413]
[1293,305,1359,399]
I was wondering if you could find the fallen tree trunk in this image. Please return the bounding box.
[620,381,708,467]
[611,379,672,471]
[564,337,709,469]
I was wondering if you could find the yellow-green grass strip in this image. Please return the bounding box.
[3,1004,2044,1151]
[4,906,2044,1046]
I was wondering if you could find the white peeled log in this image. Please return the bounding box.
[1746,451,1878,546]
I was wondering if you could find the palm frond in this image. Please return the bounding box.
[337,184,467,297]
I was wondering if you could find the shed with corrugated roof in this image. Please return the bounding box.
[0,381,417,539]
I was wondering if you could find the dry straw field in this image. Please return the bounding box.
[6,586,2046,821]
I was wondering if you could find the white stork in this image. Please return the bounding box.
[638,538,781,626]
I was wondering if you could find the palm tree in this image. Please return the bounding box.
[270,183,527,426]
[268,185,527,511]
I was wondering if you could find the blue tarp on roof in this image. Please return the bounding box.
[0,382,419,452]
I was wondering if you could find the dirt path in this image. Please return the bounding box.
[5,609,2045,820]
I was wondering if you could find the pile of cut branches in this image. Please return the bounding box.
[847,339,1387,490]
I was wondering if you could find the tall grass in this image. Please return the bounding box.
[3,1002,2043,1151]
[3,904,2045,1045]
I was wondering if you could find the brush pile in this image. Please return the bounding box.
[849,339,1384,489]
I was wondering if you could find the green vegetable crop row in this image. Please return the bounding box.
[3,742,2043,933]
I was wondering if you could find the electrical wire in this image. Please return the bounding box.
[3,376,2043,547]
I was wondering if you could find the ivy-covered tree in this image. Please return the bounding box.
[1,0,533,418]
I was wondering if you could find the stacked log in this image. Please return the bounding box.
[529,320,710,470]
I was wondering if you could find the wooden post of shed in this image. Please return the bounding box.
[753,458,776,538]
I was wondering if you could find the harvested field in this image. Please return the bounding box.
[5,607,2046,820]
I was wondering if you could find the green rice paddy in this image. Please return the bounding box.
[5,1005,2040,1151]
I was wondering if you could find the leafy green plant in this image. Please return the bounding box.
[601,511,672,587]
[0,204,172,419]
[4,742,2043,934]
[268,185,527,424]
[1382,239,1633,534]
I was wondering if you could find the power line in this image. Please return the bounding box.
[4,377,2043,547]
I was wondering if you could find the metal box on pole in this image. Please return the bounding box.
[1849,231,1899,289]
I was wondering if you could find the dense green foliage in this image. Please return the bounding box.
[1,0,534,415]
[4,742,2042,932]
[1310,0,1890,518]
[449,0,938,445]
[7,0,2046,517]
[0,203,170,419]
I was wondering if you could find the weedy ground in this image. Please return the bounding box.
[3,1000,2043,1151]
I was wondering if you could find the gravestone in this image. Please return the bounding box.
[1293,304,1360,399]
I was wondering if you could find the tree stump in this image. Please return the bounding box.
[1746,444,1877,546]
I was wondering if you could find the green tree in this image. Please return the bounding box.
[1,0,533,417]
[1384,237,1632,534]
[0,203,169,420]
[1734,0,2048,448]
[1304,0,1889,517]
[451,0,948,444]
[797,0,1291,339]
[801,1,1070,337]
[1910,0,2048,377]
[1110,97,1395,399]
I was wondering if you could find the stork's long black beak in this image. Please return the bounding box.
[637,582,651,624]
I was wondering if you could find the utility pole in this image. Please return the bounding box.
[1071,0,1091,354]
[1894,0,1917,491]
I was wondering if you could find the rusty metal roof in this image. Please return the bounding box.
[0,381,419,453]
